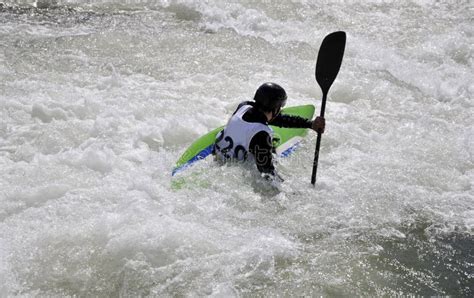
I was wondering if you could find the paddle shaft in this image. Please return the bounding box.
[311,92,327,185]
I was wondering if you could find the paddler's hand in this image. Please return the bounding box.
[311,116,325,133]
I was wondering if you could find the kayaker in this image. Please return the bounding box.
[214,82,325,182]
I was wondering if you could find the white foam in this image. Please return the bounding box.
[0,0,473,296]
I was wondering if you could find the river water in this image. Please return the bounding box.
[1,0,473,296]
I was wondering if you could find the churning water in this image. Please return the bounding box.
[1,0,473,296]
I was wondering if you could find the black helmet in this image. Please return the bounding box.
[254,82,287,112]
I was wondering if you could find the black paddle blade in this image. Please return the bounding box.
[315,31,346,95]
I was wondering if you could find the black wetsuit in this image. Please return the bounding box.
[233,101,312,176]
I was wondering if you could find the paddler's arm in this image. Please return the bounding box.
[249,131,283,182]
[270,114,325,133]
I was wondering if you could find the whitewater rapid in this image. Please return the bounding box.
[0,0,473,296]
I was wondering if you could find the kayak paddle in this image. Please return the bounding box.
[311,31,346,185]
